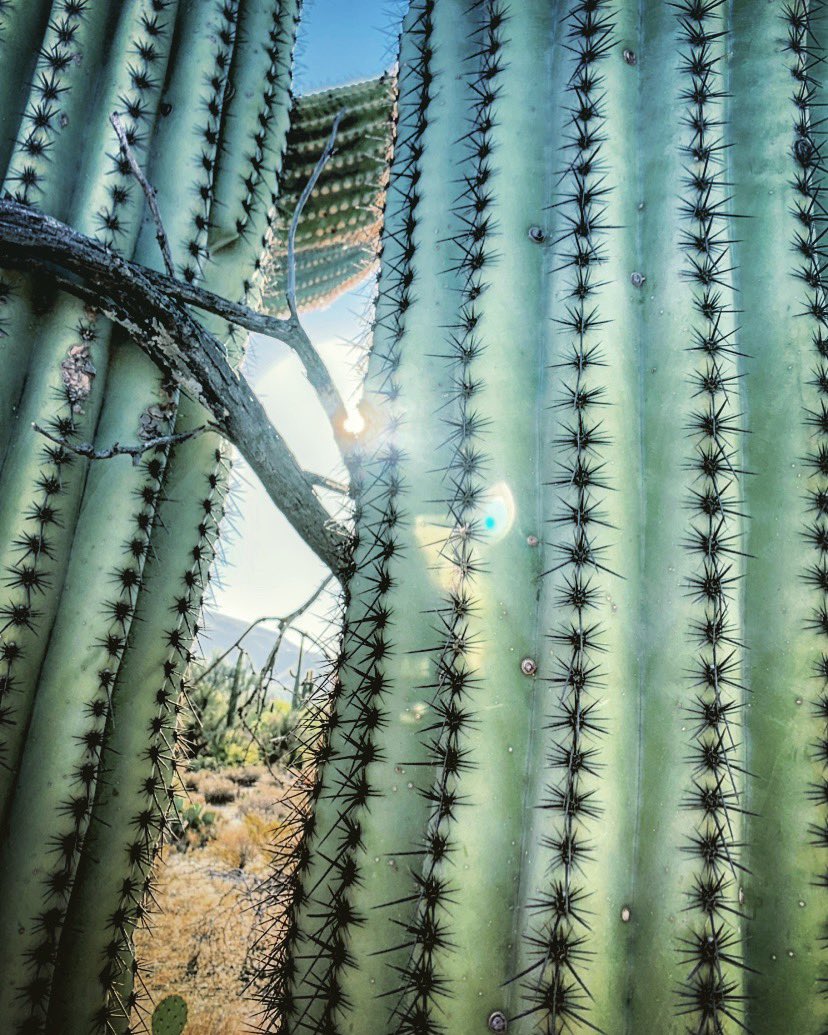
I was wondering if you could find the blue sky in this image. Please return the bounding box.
[293,0,401,92]
[211,1,394,638]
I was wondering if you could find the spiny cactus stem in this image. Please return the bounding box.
[0,200,349,572]
[286,109,345,319]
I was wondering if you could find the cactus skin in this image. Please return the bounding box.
[150,995,187,1035]
[0,1,299,1032]
[263,74,394,312]
[264,1,828,1033]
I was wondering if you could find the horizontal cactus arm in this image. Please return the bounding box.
[284,110,344,317]
[0,199,349,573]
[262,74,393,317]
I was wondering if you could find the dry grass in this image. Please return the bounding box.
[133,766,295,1035]
[225,764,265,787]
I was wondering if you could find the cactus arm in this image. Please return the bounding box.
[261,75,393,315]
[226,645,247,729]
[732,2,828,1029]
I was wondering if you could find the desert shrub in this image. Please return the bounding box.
[180,654,306,772]
[167,798,218,852]
[200,777,237,806]
[225,766,264,787]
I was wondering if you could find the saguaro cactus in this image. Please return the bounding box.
[0,1,299,1032]
[264,1,828,1032]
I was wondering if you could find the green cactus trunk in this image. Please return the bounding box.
[266,1,828,1033]
[0,1,300,1032]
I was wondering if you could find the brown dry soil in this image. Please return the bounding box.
[131,766,295,1035]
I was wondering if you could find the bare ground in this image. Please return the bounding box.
[132,766,294,1035]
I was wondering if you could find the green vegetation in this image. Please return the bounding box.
[182,654,306,770]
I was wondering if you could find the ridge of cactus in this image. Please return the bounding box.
[734,1,828,1029]
[671,3,746,1026]
[0,0,53,215]
[210,0,300,252]
[49,434,230,1035]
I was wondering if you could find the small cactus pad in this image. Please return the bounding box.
[151,994,188,1035]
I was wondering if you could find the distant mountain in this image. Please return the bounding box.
[197,611,327,686]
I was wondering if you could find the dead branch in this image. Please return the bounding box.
[0,199,350,576]
[32,420,214,466]
[110,112,175,277]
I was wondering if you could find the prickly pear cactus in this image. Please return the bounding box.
[151,996,188,1035]
[0,1,299,1032]
[263,1,828,1033]
[264,75,394,311]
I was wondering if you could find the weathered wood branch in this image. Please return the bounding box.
[0,199,350,575]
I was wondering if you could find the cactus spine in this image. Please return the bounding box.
[0,1,300,1032]
[265,1,828,1033]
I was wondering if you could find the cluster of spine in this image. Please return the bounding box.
[211,4,292,248]
[674,4,746,1030]
[262,75,394,313]
[255,11,427,1033]
[524,4,615,1030]
[2,0,90,208]
[787,0,828,1004]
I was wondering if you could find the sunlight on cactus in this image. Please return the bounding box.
[259,1,828,1032]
